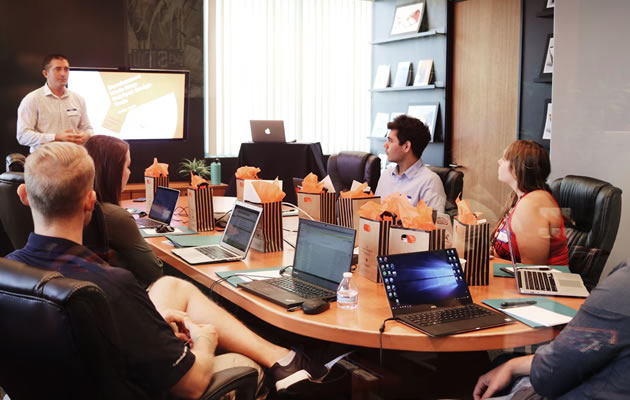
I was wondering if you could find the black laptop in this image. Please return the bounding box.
[377,249,514,337]
[136,186,180,228]
[238,219,356,308]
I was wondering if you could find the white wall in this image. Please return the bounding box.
[552,0,630,278]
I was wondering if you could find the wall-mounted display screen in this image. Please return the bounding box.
[68,69,188,140]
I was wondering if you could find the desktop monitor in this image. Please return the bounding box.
[68,68,189,140]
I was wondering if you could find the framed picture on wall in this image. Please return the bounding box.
[407,103,439,142]
[541,99,552,140]
[390,2,425,36]
[539,34,554,79]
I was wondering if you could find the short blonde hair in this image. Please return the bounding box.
[25,142,95,219]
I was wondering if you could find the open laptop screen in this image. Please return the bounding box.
[148,187,180,223]
[378,249,472,312]
[222,203,260,252]
[292,219,356,291]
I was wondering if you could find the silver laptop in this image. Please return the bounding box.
[250,120,286,142]
[172,201,262,264]
[136,186,180,228]
[506,224,589,297]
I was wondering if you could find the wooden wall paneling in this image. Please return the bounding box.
[451,0,521,226]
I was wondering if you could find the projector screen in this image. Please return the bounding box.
[68,69,188,140]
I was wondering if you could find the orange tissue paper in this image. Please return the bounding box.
[455,195,478,225]
[235,166,261,180]
[251,179,286,203]
[190,172,210,189]
[299,173,324,194]
[144,157,169,177]
[340,182,373,199]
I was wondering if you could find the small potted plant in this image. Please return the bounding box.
[179,158,211,183]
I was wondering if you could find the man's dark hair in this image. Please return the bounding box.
[42,54,68,71]
[387,114,431,158]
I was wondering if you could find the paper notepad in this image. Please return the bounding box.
[483,297,577,328]
[502,306,572,327]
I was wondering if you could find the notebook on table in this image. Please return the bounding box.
[135,186,180,228]
[505,224,589,298]
[377,249,514,337]
[238,219,356,308]
[250,120,286,143]
[171,201,262,264]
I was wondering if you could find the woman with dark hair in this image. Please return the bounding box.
[492,140,569,265]
[85,135,163,287]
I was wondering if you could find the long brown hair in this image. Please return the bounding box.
[84,135,129,205]
[496,140,552,228]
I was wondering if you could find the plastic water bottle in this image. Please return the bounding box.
[337,272,358,310]
[210,158,221,185]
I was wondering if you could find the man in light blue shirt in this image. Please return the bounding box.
[375,115,446,213]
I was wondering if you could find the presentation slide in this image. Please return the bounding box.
[69,70,187,140]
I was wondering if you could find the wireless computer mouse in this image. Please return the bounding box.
[301,299,330,315]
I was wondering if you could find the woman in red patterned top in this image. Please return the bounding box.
[492,140,569,265]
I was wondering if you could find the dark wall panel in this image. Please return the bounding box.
[0,0,206,183]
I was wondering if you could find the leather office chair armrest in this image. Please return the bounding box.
[199,366,258,400]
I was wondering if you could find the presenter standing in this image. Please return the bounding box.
[16,54,93,152]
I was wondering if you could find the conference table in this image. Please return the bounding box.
[123,197,584,353]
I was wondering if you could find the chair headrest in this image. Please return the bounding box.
[550,175,618,228]
[0,171,25,184]
[6,153,25,173]
[0,257,101,303]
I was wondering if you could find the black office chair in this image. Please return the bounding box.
[327,151,381,192]
[550,175,622,290]
[0,171,110,257]
[0,171,31,251]
[0,257,259,399]
[5,153,25,173]
[427,166,464,218]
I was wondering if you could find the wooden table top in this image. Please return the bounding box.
[124,198,584,352]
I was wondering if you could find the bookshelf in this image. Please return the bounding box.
[369,0,450,167]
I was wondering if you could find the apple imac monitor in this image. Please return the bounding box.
[68,68,189,140]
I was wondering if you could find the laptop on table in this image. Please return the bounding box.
[377,249,514,337]
[171,201,262,264]
[238,219,356,308]
[504,225,589,298]
[136,186,180,228]
[250,120,286,143]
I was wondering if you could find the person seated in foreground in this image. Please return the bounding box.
[473,260,630,399]
[375,115,446,213]
[492,140,569,265]
[7,142,328,399]
[84,135,163,288]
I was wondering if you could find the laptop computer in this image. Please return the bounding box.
[238,219,356,308]
[377,249,514,337]
[505,224,589,297]
[171,201,262,264]
[136,186,180,228]
[250,120,286,143]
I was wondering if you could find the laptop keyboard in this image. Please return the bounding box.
[268,277,334,299]
[195,246,236,260]
[521,270,558,292]
[137,218,162,228]
[405,304,493,327]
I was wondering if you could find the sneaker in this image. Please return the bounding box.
[269,349,329,392]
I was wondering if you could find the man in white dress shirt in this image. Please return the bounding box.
[375,114,446,212]
[16,54,93,152]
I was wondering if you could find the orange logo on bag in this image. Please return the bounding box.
[239,181,244,187]
[363,224,371,232]
[405,234,416,244]
[146,179,150,184]
[304,197,312,203]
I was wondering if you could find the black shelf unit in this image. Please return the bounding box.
[369,0,450,167]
